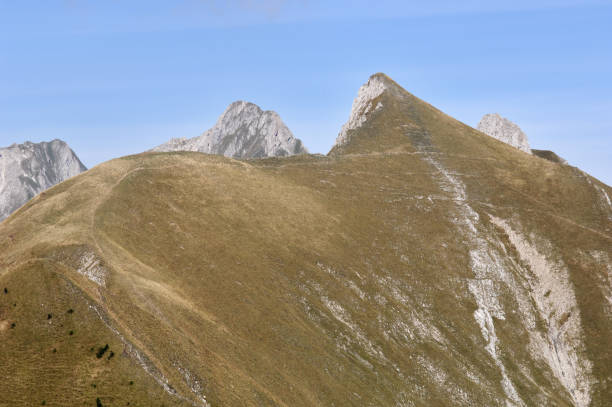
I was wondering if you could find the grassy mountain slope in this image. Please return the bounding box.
[1,74,611,406]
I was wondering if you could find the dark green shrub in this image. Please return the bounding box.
[96,344,109,358]
[96,397,103,407]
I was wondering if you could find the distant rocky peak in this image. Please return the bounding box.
[152,101,307,159]
[0,139,86,221]
[221,101,264,122]
[214,101,278,138]
[334,74,389,148]
[477,113,531,154]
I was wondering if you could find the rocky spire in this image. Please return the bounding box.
[333,73,389,149]
[477,113,531,153]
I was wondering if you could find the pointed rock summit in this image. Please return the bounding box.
[0,139,86,221]
[3,72,611,407]
[334,73,390,149]
[328,72,463,156]
[477,113,531,153]
[153,101,307,159]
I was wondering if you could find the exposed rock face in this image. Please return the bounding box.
[477,113,531,153]
[489,216,593,407]
[0,139,86,221]
[333,73,387,148]
[152,101,307,159]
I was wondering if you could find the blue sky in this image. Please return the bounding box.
[1,1,611,185]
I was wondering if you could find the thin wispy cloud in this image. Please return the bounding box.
[176,0,289,19]
[7,0,608,34]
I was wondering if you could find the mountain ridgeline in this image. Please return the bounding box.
[1,73,611,406]
[0,102,305,221]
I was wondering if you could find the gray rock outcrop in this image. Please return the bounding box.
[152,101,307,159]
[0,139,86,221]
[333,74,388,149]
[477,113,531,153]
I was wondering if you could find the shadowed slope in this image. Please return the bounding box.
[532,149,568,164]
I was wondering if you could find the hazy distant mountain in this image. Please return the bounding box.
[152,101,307,158]
[0,139,86,221]
[477,113,532,153]
[2,74,611,406]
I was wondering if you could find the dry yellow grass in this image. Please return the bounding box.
[1,75,611,406]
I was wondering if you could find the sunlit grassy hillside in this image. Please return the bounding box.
[1,74,611,406]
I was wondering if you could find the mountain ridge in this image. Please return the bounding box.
[1,73,611,406]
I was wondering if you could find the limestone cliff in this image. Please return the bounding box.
[0,139,86,221]
[152,101,307,158]
[477,113,531,153]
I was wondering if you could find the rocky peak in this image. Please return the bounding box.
[477,113,531,153]
[333,73,390,148]
[152,101,308,159]
[0,139,86,221]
